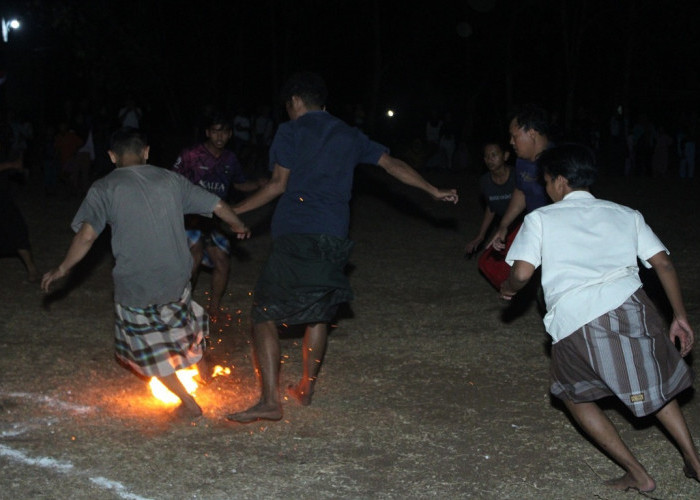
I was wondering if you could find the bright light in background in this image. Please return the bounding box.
[386,109,395,118]
[2,17,21,43]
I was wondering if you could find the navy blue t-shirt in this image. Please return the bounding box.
[269,111,388,239]
[515,157,548,213]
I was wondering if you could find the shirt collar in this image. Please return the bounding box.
[562,190,594,201]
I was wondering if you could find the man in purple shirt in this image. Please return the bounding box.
[174,113,265,318]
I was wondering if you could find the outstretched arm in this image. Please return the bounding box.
[499,260,536,300]
[41,223,99,292]
[648,251,694,356]
[487,189,525,251]
[377,153,458,203]
[213,200,251,239]
[233,178,268,193]
[466,207,495,254]
[234,164,290,215]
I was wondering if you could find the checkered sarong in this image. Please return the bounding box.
[550,289,694,417]
[114,284,208,377]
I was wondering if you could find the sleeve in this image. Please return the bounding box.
[71,186,108,235]
[505,212,542,268]
[513,160,524,191]
[177,173,220,216]
[357,130,389,165]
[635,210,669,268]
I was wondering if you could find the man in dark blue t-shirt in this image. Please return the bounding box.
[227,72,459,423]
[487,104,551,252]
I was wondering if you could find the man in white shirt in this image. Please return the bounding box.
[501,144,700,493]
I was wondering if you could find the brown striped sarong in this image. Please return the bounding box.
[550,289,693,417]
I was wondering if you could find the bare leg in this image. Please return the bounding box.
[563,400,656,492]
[158,373,202,419]
[287,322,328,406]
[654,399,700,481]
[196,351,212,385]
[17,248,38,282]
[207,245,230,316]
[227,321,282,423]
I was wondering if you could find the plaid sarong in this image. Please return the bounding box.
[550,289,694,417]
[114,284,208,377]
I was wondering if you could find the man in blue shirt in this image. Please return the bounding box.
[227,72,458,423]
[487,104,551,251]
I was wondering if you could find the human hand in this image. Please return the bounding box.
[499,279,516,300]
[41,266,67,292]
[465,237,483,256]
[434,188,458,204]
[487,228,507,252]
[669,317,695,357]
[230,223,251,240]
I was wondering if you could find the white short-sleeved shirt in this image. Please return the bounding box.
[506,190,668,343]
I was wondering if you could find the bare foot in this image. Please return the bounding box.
[683,461,700,483]
[173,401,203,420]
[287,383,314,406]
[604,473,656,493]
[226,401,282,423]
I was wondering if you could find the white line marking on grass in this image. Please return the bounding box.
[1,417,60,438]
[90,477,154,500]
[2,392,93,413]
[0,444,153,500]
[0,444,73,472]
[1,424,29,437]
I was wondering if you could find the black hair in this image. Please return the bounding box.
[280,71,328,108]
[109,127,148,157]
[509,103,550,137]
[205,111,232,130]
[537,143,597,188]
[482,138,509,153]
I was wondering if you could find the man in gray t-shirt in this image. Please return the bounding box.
[42,128,250,419]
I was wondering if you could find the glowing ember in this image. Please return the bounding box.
[212,365,231,377]
[149,364,232,404]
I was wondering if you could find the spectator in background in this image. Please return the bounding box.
[465,139,515,256]
[173,112,266,319]
[118,94,143,129]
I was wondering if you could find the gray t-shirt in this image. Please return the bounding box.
[71,165,220,307]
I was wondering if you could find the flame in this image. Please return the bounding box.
[212,365,231,377]
[149,366,200,404]
[148,364,232,404]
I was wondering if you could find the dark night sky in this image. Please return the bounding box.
[3,0,700,142]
